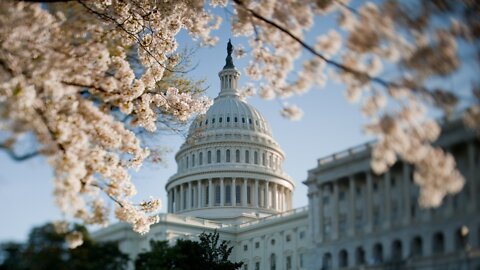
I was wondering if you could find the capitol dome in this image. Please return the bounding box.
[166,40,294,221]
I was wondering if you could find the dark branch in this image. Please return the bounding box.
[0,144,39,161]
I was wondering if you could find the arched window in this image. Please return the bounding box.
[392,239,402,262]
[186,156,189,168]
[355,247,365,265]
[192,154,195,167]
[199,152,203,165]
[455,226,469,251]
[216,149,221,163]
[227,116,230,122]
[432,232,445,254]
[236,150,240,162]
[242,117,245,123]
[226,149,231,162]
[411,236,423,257]
[219,117,223,123]
[373,243,383,264]
[270,253,276,270]
[254,151,258,164]
[322,253,332,270]
[262,152,266,166]
[234,117,238,123]
[245,150,250,163]
[339,249,348,268]
[207,151,212,164]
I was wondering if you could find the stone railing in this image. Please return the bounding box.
[236,206,308,228]
[317,141,376,166]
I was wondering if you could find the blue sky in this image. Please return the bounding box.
[0,5,375,242]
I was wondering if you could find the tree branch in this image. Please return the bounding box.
[0,143,39,161]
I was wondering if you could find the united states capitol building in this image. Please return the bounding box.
[95,42,480,270]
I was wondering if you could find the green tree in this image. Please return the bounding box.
[135,231,242,270]
[0,223,129,270]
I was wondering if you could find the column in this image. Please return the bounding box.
[254,179,259,207]
[403,163,411,225]
[175,186,180,212]
[208,179,213,207]
[272,183,277,210]
[180,184,184,211]
[167,189,172,213]
[265,181,270,208]
[220,177,225,206]
[348,176,356,236]
[332,182,339,239]
[366,171,373,233]
[468,142,477,212]
[232,178,236,207]
[243,178,248,206]
[187,182,192,210]
[384,171,391,229]
[318,185,324,242]
[198,180,202,208]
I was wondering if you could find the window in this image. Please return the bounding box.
[243,264,248,270]
[186,156,189,168]
[192,154,195,167]
[235,117,238,123]
[299,231,305,239]
[205,119,208,125]
[199,152,203,165]
[270,253,276,270]
[219,117,222,123]
[286,256,292,270]
[255,262,260,270]
[215,185,221,205]
[286,234,291,242]
[226,150,231,162]
[245,150,250,163]
[271,239,275,245]
[249,118,252,124]
[226,185,231,204]
[236,185,241,204]
[243,244,248,251]
[242,117,245,123]
[207,151,212,164]
[216,149,221,163]
[262,153,266,165]
[299,253,305,268]
[205,186,209,205]
[247,186,251,204]
[254,151,258,164]
[236,150,240,162]
[255,242,260,248]
[339,191,345,200]
[227,117,230,122]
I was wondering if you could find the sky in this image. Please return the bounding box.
[0,5,376,243]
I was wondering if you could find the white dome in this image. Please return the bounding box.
[165,41,294,221]
[188,95,272,137]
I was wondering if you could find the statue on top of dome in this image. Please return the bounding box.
[223,39,235,69]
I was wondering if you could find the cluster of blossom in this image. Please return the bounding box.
[0,0,214,239]
[228,0,476,207]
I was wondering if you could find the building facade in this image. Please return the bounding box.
[304,119,480,269]
[94,42,480,270]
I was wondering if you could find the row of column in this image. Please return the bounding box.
[167,178,293,213]
[312,141,477,243]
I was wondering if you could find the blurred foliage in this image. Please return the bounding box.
[0,223,129,270]
[135,231,243,270]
